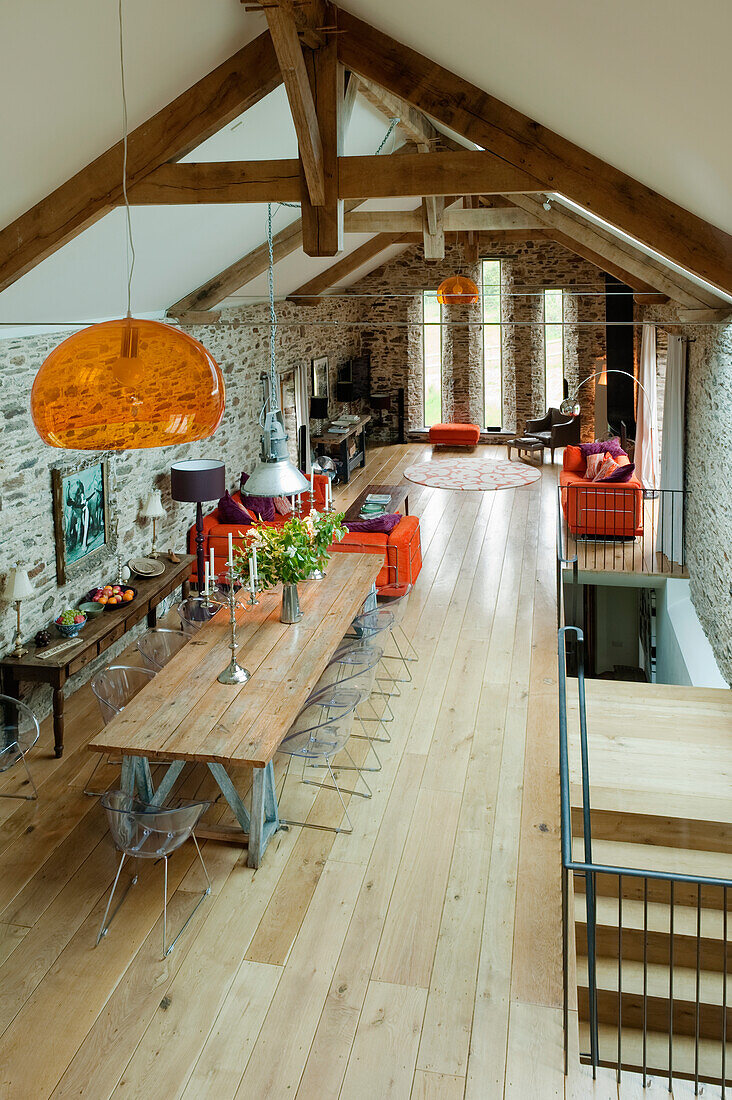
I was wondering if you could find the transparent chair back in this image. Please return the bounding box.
[309,644,382,707]
[91,665,157,725]
[97,790,211,957]
[277,694,370,834]
[137,628,189,671]
[177,595,226,633]
[0,694,40,800]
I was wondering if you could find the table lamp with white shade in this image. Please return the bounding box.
[4,564,34,658]
[142,489,166,558]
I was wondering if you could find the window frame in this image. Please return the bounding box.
[422,289,443,428]
[481,258,503,431]
[543,287,565,411]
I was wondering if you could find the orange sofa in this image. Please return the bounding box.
[188,474,422,591]
[429,423,480,447]
[559,447,643,538]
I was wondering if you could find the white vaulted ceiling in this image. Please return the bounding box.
[1,0,730,331]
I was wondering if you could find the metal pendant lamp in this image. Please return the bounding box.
[243,204,309,499]
[30,0,224,452]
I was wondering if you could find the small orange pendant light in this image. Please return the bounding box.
[31,317,225,450]
[436,273,480,305]
[30,0,224,452]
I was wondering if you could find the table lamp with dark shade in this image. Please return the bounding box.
[170,459,226,590]
[336,380,354,403]
[310,396,329,435]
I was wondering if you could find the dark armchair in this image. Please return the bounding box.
[524,408,580,462]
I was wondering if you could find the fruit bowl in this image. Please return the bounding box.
[55,609,87,637]
[87,583,137,610]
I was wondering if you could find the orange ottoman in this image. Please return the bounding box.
[429,423,480,447]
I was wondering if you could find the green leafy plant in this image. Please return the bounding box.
[231,510,346,590]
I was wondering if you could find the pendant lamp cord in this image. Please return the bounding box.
[265,201,278,422]
[118,0,135,319]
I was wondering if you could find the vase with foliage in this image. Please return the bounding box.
[232,510,345,623]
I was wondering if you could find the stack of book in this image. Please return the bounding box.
[360,492,391,519]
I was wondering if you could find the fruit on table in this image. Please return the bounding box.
[56,609,86,625]
[90,584,135,605]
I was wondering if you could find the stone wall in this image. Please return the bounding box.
[0,300,361,716]
[640,304,732,685]
[349,236,607,440]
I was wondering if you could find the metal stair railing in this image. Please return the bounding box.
[559,625,732,1094]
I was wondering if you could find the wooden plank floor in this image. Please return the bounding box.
[0,443,579,1098]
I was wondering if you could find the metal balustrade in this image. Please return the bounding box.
[559,626,732,1093]
[556,485,688,578]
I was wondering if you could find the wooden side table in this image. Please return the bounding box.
[0,556,193,757]
[507,437,545,465]
[311,414,371,483]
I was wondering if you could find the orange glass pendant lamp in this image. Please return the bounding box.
[31,317,225,450]
[436,274,480,306]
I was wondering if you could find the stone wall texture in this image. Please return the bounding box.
[641,304,732,685]
[350,236,607,440]
[0,300,361,716]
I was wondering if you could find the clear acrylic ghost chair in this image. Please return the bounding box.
[277,694,370,835]
[376,583,418,665]
[176,594,227,634]
[0,694,40,800]
[96,790,211,958]
[86,666,157,796]
[136,628,189,671]
[340,607,408,699]
[306,645,385,768]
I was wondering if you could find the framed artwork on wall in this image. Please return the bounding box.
[311,355,329,399]
[52,457,112,585]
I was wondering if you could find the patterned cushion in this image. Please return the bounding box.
[592,454,620,481]
[599,460,636,483]
[585,453,608,479]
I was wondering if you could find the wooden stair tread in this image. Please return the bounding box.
[580,1021,730,1092]
[571,837,732,881]
[577,956,731,1006]
[575,892,728,938]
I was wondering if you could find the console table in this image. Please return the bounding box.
[0,555,193,757]
[311,414,370,483]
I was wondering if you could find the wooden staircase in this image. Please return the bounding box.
[571,808,732,1088]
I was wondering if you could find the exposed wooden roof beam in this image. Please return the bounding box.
[422,196,444,259]
[508,194,714,308]
[241,0,327,50]
[0,31,281,295]
[336,8,732,298]
[677,307,732,324]
[342,208,544,232]
[287,232,409,303]
[264,3,325,206]
[129,151,540,204]
[300,16,342,254]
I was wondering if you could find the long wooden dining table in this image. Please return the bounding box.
[88,553,382,866]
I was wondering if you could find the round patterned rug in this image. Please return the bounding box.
[403,458,542,491]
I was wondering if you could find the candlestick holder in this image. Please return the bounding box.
[217,568,250,685]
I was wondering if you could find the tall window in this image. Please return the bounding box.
[482,260,502,429]
[422,290,442,426]
[544,288,564,410]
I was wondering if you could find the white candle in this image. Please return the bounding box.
[227,532,234,568]
[204,561,210,596]
[209,547,215,586]
[252,545,258,584]
[310,469,314,496]
[249,554,256,596]
[325,479,331,510]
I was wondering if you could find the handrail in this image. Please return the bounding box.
[556,491,579,628]
[558,624,732,1087]
[558,624,732,889]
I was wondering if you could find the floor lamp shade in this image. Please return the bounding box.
[31,318,225,450]
[171,461,226,588]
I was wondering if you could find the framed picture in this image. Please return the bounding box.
[52,458,112,585]
[311,355,329,399]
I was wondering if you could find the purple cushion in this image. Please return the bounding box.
[344,513,401,534]
[218,490,252,525]
[598,461,636,483]
[580,437,627,458]
[240,471,275,521]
